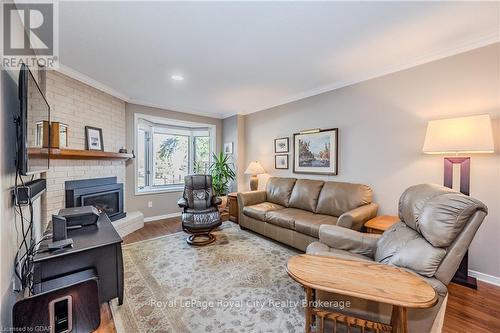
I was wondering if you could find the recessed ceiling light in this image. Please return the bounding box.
[171,74,184,81]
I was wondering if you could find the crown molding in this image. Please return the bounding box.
[57,64,130,102]
[241,32,500,115]
[57,64,225,119]
[127,98,225,119]
[56,32,499,119]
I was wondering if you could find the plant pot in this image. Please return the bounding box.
[218,195,228,212]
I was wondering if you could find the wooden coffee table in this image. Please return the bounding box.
[286,254,437,333]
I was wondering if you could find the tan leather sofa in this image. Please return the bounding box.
[237,177,378,251]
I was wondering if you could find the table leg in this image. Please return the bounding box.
[304,287,313,333]
[390,306,408,333]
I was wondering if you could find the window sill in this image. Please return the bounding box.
[135,186,184,196]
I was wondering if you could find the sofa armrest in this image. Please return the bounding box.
[337,203,379,230]
[177,197,188,208]
[237,191,267,208]
[319,225,380,258]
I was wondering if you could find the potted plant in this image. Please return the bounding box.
[209,151,236,211]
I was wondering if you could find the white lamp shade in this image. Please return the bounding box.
[244,161,265,175]
[422,114,494,154]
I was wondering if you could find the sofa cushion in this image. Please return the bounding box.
[375,222,446,277]
[243,202,284,220]
[266,177,296,207]
[289,179,324,212]
[265,208,306,230]
[316,181,372,217]
[294,214,337,238]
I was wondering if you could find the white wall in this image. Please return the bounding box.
[222,114,246,192]
[244,43,500,279]
[125,103,222,219]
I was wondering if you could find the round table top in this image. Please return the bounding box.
[286,254,438,309]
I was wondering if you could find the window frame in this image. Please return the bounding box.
[134,113,216,195]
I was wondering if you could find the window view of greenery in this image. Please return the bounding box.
[136,119,213,192]
[137,129,146,188]
[153,133,189,185]
[194,136,210,174]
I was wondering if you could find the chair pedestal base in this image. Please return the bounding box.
[186,233,216,246]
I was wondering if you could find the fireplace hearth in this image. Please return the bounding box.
[65,177,126,221]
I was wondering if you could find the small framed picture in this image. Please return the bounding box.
[275,154,289,169]
[85,126,104,151]
[224,142,233,154]
[274,137,289,153]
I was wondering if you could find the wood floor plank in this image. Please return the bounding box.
[94,217,500,333]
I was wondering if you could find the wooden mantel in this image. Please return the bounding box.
[28,148,134,160]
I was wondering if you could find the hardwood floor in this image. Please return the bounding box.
[95,217,500,332]
[122,217,183,245]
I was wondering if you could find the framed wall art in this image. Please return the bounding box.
[224,142,233,154]
[274,137,289,153]
[293,128,338,175]
[275,154,289,169]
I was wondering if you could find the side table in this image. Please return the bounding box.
[364,215,399,234]
[286,254,437,333]
[227,192,238,223]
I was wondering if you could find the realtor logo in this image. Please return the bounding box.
[2,2,58,69]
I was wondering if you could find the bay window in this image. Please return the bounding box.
[135,115,215,194]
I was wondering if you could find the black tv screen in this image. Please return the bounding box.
[17,64,50,175]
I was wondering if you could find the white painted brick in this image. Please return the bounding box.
[42,71,126,224]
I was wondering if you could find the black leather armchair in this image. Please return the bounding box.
[178,175,222,245]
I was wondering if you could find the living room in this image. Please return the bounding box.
[1,1,499,333]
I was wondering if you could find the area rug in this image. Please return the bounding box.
[110,223,305,333]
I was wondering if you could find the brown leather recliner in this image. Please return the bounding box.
[178,175,222,246]
[306,184,488,333]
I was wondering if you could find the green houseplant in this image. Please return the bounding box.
[209,152,236,210]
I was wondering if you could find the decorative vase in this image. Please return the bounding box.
[218,195,228,212]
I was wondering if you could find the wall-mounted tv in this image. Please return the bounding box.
[17,64,50,175]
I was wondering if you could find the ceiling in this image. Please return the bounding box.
[58,1,500,118]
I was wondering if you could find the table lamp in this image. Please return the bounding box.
[245,161,265,191]
[423,114,494,288]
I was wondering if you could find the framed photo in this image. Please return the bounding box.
[85,126,104,151]
[275,154,289,169]
[293,128,338,175]
[224,142,233,154]
[274,137,289,153]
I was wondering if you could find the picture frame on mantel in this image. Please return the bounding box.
[85,126,104,151]
[293,128,338,175]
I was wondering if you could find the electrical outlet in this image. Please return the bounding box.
[148,201,153,208]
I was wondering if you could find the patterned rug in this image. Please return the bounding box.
[110,223,305,333]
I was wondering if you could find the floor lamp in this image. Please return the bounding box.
[423,114,494,289]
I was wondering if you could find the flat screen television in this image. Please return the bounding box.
[17,64,50,175]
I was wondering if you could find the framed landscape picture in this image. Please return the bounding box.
[274,137,289,153]
[293,128,338,175]
[275,154,289,169]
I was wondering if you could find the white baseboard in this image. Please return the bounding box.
[469,269,500,287]
[144,212,182,223]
